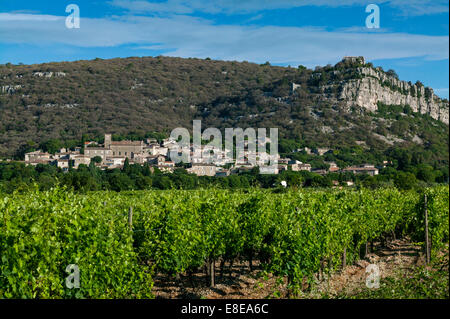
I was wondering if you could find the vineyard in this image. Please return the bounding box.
[0,186,448,298]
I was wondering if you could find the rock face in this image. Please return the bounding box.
[1,85,22,94]
[32,71,66,78]
[335,64,449,124]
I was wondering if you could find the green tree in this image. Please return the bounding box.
[394,171,417,190]
[91,156,102,164]
[123,158,130,173]
[40,139,62,154]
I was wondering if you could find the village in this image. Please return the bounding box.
[19,134,381,179]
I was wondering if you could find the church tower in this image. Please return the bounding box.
[104,134,112,149]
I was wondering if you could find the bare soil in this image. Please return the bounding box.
[151,237,442,299]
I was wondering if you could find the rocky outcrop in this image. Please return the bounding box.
[32,71,66,78]
[1,85,22,94]
[336,66,449,124]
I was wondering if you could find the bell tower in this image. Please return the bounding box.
[104,134,112,149]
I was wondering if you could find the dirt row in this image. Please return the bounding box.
[151,238,437,299]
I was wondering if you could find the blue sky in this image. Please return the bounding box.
[0,0,448,97]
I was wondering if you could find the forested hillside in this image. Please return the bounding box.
[0,56,448,175]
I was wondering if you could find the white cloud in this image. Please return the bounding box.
[0,13,61,21]
[109,0,193,14]
[389,0,449,16]
[109,0,449,16]
[0,12,448,67]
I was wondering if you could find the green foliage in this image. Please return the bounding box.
[394,171,417,190]
[386,69,399,79]
[0,187,154,298]
[340,258,449,299]
[409,187,450,255]
[1,186,447,298]
[40,139,62,154]
[90,156,102,164]
[0,158,447,194]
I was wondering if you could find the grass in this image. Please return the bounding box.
[336,256,449,299]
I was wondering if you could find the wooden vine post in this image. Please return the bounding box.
[342,247,347,269]
[210,259,215,287]
[128,206,133,231]
[424,194,430,264]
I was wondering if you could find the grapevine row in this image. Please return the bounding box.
[0,186,448,298]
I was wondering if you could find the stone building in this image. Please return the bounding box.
[56,159,70,170]
[73,155,91,168]
[84,147,112,161]
[104,156,126,168]
[145,143,168,156]
[104,134,144,158]
[290,162,311,172]
[25,151,51,162]
[343,164,379,176]
[148,155,166,166]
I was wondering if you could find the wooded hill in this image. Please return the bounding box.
[0,56,448,174]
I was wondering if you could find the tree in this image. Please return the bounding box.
[153,175,172,190]
[108,173,134,191]
[415,164,435,183]
[135,175,152,189]
[123,158,130,173]
[37,173,55,190]
[228,175,242,188]
[91,156,102,164]
[361,175,379,189]
[394,171,417,190]
[40,139,62,154]
[386,69,399,79]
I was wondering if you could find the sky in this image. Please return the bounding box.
[0,0,448,98]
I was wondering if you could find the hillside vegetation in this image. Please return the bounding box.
[0,56,448,175]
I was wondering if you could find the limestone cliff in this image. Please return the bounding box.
[329,60,449,124]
